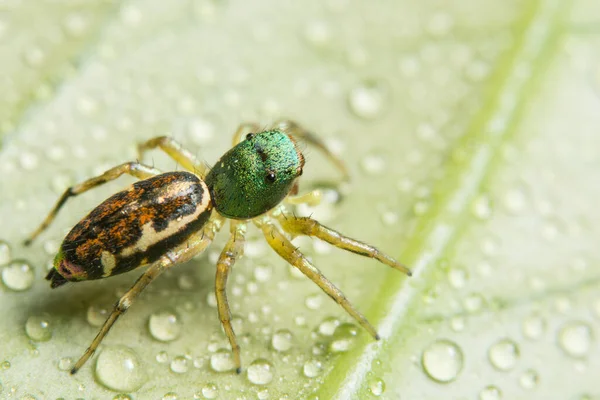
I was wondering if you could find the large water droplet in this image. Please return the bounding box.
[170,355,189,374]
[25,315,52,342]
[87,302,110,327]
[196,383,218,399]
[271,329,294,352]
[149,310,182,342]
[422,339,463,383]
[368,376,385,396]
[318,316,340,336]
[2,260,34,291]
[558,321,594,358]
[488,338,519,371]
[329,323,358,353]
[347,80,389,120]
[303,359,323,378]
[95,346,147,392]
[246,358,274,385]
[210,349,236,372]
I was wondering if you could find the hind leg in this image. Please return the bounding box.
[24,162,160,245]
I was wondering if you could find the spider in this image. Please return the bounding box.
[24,120,411,374]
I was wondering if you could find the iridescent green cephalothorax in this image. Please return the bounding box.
[24,120,411,377]
[205,130,304,219]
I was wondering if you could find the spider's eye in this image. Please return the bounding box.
[265,171,276,183]
[246,133,255,140]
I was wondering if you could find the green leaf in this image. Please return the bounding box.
[1,0,599,398]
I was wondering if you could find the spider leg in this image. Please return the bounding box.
[70,223,219,374]
[275,212,411,276]
[24,162,161,245]
[285,189,323,207]
[231,122,262,145]
[256,220,380,340]
[137,136,210,178]
[215,221,246,373]
[275,119,350,181]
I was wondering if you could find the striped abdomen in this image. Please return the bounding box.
[47,171,212,288]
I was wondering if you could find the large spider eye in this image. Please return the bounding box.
[246,133,255,140]
[265,171,276,183]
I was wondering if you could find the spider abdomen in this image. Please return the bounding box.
[48,171,212,288]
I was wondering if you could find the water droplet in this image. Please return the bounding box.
[347,80,389,120]
[271,329,294,352]
[196,383,218,399]
[450,316,465,332]
[488,338,519,371]
[329,323,358,353]
[522,313,546,340]
[58,357,72,371]
[426,12,454,37]
[25,315,52,342]
[472,194,493,220]
[254,265,272,282]
[162,393,177,400]
[246,359,274,385]
[305,294,323,310]
[303,359,323,378]
[502,186,527,214]
[87,302,110,327]
[210,349,235,372]
[95,346,147,392]
[361,154,386,175]
[519,369,539,389]
[422,339,463,383]
[479,385,502,400]
[304,20,331,47]
[2,260,34,291]
[186,118,215,145]
[149,310,182,342]
[318,317,340,336]
[170,355,189,374]
[120,5,142,26]
[113,395,133,400]
[368,377,385,396]
[156,351,168,363]
[448,268,468,289]
[558,321,594,358]
[63,13,88,37]
[0,241,11,265]
[24,47,45,67]
[463,293,485,313]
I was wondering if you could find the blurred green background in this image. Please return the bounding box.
[1,0,599,399]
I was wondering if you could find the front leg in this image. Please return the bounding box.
[215,221,246,373]
[137,136,210,178]
[275,212,411,276]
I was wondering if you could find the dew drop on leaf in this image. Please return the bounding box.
[488,338,519,371]
[557,321,594,358]
[421,339,463,383]
[246,358,274,385]
[2,260,34,291]
[149,310,182,342]
[271,329,294,352]
[95,346,147,392]
[25,315,52,342]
